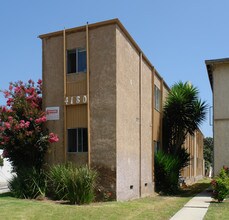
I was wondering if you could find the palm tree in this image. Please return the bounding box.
[163,81,207,153]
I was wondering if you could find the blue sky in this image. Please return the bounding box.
[1,0,228,137]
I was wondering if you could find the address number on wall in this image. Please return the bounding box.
[64,95,87,105]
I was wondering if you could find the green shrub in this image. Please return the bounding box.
[155,148,190,194]
[155,150,180,193]
[211,167,229,202]
[48,163,97,204]
[8,167,47,199]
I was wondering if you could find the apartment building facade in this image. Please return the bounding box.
[40,19,204,201]
[206,58,229,175]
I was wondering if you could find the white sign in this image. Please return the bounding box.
[46,107,60,120]
[65,95,87,105]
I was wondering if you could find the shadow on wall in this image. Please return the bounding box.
[0,150,13,183]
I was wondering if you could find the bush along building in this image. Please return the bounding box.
[39,18,204,201]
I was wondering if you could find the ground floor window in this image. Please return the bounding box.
[154,141,160,153]
[67,128,88,152]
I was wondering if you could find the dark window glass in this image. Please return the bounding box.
[78,128,83,152]
[67,48,86,74]
[78,49,87,72]
[67,50,76,74]
[154,85,161,111]
[68,129,77,152]
[83,128,88,152]
[67,128,88,152]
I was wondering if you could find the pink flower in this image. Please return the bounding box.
[9,85,13,91]
[35,116,46,124]
[7,98,13,106]
[8,116,13,122]
[4,122,11,129]
[49,133,59,143]
[2,106,6,112]
[24,121,30,128]
[19,120,25,128]
[14,86,21,93]
[37,79,42,85]
[4,90,10,98]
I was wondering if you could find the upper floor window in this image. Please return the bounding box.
[67,48,86,74]
[154,85,161,111]
[68,128,88,152]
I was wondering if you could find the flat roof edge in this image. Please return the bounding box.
[205,58,229,65]
[39,18,170,91]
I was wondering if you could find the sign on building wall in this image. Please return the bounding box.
[46,107,60,120]
[64,95,87,105]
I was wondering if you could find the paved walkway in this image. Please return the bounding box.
[170,189,212,220]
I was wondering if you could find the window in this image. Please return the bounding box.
[67,128,88,152]
[154,85,161,111]
[67,48,86,74]
[154,141,160,153]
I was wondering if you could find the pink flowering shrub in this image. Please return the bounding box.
[211,166,229,202]
[0,80,59,172]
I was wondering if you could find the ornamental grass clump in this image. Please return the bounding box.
[8,167,47,199]
[211,166,229,202]
[48,163,97,205]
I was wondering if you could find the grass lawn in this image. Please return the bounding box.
[204,197,229,220]
[0,179,210,220]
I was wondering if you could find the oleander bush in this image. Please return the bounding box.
[48,163,98,204]
[211,166,229,202]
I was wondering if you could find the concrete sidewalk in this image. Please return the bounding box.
[170,189,213,220]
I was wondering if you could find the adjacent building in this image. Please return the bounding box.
[206,58,229,175]
[39,18,204,201]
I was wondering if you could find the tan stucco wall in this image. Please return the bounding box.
[214,120,229,174]
[116,26,140,201]
[89,24,117,195]
[213,64,229,119]
[42,35,65,165]
[212,63,229,174]
[140,60,154,197]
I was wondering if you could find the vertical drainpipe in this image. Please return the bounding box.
[86,23,91,168]
[139,52,142,198]
[160,79,164,148]
[152,68,155,183]
[63,28,67,162]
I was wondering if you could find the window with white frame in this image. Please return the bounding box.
[67,128,88,152]
[67,48,86,74]
[154,85,161,111]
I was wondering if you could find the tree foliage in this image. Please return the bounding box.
[163,81,207,153]
[0,80,58,172]
[204,137,213,169]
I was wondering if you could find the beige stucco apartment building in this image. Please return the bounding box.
[206,58,229,175]
[40,19,204,201]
